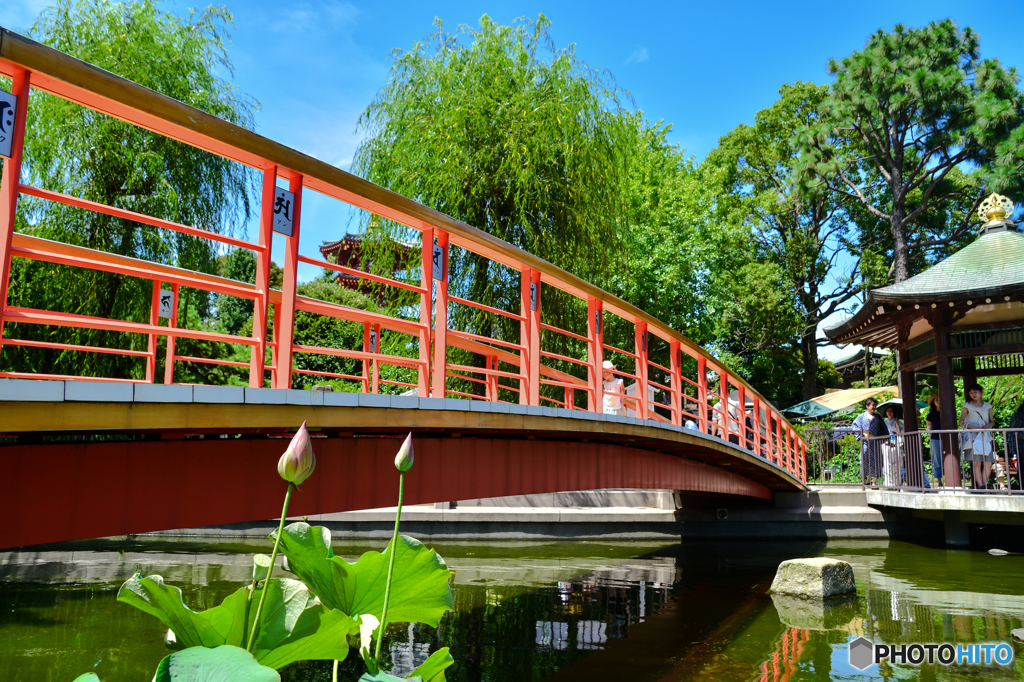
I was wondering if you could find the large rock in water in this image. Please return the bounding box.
[771,558,856,599]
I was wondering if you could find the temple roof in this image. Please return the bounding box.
[319,231,417,256]
[825,225,1024,347]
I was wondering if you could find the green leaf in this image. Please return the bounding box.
[72,675,102,682]
[153,646,279,682]
[409,647,454,682]
[276,523,453,627]
[117,574,359,669]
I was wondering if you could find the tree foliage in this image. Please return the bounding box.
[798,19,1024,282]
[2,0,256,379]
[707,82,861,399]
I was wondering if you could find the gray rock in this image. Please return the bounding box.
[1013,628,1024,642]
[770,557,856,600]
[771,593,859,630]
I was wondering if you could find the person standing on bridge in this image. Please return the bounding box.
[602,360,626,416]
[852,398,888,487]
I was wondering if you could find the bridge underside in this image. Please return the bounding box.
[0,400,804,549]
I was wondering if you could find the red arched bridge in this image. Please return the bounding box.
[0,28,806,550]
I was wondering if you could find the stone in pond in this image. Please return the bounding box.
[770,557,855,599]
[1013,628,1024,642]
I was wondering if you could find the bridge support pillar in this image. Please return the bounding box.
[943,511,970,547]
[430,229,449,399]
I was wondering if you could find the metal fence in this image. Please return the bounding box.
[804,427,1024,493]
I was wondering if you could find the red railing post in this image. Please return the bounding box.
[587,298,603,412]
[520,267,540,406]
[634,321,649,420]
[418,231,432,397]
[371,322,380,394]
[431,229,449,399]
[269,302,280,388]
[163,283,179,384]
[752,395,761,456]
[485,355,497,401]
[146,280,162,383]
[737,384,747,450]
[274,174,302,389]
[670,342,682,426]
[697,356,708,434]
[0,68,30,348]
[249,166,276,387]
[361,322,371,393]
[719,369,731,442]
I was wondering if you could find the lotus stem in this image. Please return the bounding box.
[241,581,256,649]
[374,471,405,663]
[246,481,294,652]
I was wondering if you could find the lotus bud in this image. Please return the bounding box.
[252,553,272,582]
[278,421,316,485]
[394,432,414,472]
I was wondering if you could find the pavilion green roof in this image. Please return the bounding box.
[872,229,1024,302]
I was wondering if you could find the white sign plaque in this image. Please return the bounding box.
[369,329,378,353]
[0,90,19,158]
[158,289,174,319]
[272,187,295,236]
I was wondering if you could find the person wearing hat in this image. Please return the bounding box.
[602,360,626,416]
[925,394,944,487]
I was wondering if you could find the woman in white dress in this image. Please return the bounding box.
[959,383,995,489]
[882,406,904,487]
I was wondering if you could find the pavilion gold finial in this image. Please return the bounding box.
[978,193,1014,224]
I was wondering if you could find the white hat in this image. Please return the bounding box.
[602,360,616,370]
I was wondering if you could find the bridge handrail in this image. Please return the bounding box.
[0,27,806,482]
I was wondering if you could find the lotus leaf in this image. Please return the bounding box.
[72,675,102,682]
[153,645,279,682]
[117,574,359,669]
[275,523,452,627]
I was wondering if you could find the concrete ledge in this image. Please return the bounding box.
[193,385,245,404]
[866,489,1024,515]
[244,387,286,404]
[0,378,64,402]
[134,383,192,403]
[65,380,133,402]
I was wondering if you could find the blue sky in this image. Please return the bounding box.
[5,0,1024,357]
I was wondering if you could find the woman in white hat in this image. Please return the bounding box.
[602,360,626,416]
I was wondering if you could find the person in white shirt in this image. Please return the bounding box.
[602,360,625,416]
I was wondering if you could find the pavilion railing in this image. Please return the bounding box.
[0,28,806,483]
[804,427,1023,493]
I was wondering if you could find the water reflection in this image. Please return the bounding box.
[0,539,1021,681]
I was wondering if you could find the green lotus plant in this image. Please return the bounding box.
[85,426,455,682]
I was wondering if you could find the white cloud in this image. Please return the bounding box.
[625,47,650,65]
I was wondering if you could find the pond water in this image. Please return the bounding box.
[0,537,1022,681]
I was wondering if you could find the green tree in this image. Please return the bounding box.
[351,14,635,390]
[798,19,1024,283]
[2,0,255,379]
[708,82,862,400]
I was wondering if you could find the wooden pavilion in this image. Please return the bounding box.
[824,194,1024,486]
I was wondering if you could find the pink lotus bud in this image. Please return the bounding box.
[394,432,414,472]
[278,421,316,485]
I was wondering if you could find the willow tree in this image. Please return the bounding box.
[2,0,255,379]
[798,20,1024,283]
[352,15,634,383]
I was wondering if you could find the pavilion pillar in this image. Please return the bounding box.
[960,357,977,401]
[898,348,923,487]
[935,330,961,487]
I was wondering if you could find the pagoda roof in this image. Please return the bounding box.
[825,225,1024,347]
[319,231,417,256]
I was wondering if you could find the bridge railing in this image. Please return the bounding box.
[0,28,806,482]
[804,427,1022,493]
